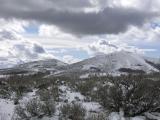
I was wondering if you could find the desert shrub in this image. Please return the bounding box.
[86,113,106,120]
[97,75,160,117]
[41,100,55,116]
[25,98,43,117]
[77,80,95,96]
[37,89,51,101]
[13,105,28,120]
[13,86,32,105]
[59,103,86,120]
[49,84,59,101]
[14,98,55,119]
[37,84,59,102]
[0,89,10,99]
[76,77,102,101]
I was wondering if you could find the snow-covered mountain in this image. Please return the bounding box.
[16,59,67,71]
[0,59,67,75]
[0,51,159,76]
[61,51,159,76]
[0,57,24,69]
[143,57,160,70]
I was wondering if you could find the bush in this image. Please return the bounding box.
[77,80,95,96]
[14,98,55,119]
[37,84,59,102]
[25,98,43,117]
[86,113,106,120]
[13,105,28,120]
[59,103,86,120]
[0,89,10,99]
[41,100,55,116]
[98,75,160,117]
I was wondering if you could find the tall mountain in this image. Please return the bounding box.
[0,51,159,76]
[60,51,159,76]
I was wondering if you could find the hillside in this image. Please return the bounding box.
[59,51,159,77]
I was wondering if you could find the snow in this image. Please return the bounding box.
[59,85,85,102]
[59,85,102,113]
[1,85,160,120]
[68,51,159,75]
[130,117,146,120]
[1,51,159,77]
[80,73,90,79]
[82,102,102,112]
[0,58,23,69]
[19,89,37,104]
[108,112,146,120]
[144,112,160,120]
[143,56,160,64]
[108,112,121,120]
[0,99,15,120]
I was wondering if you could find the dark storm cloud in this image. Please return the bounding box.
[0,0,158,35]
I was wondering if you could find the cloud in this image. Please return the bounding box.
[29,24,87,49]
[0,18,28,33]
[28,22,160,59]
[0,1,159,64]
[0,0,159,35]
[85,39,156,56]
[0,30,21,40]
[62,55,81,64]
[0,22,54,68]
[45,0,93,11]
[105,23,160,44]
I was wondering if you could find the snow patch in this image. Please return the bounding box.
[0,99,15,120]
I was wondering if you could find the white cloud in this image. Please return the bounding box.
[27,24,88,49]
[84,39,156,56]
[62,55,81,64]
[0,20,54,68]
[0,18,28,33]
[118,24,160,43]
[0,1,159,68]
[80,22,160,57]
[0,31,53,61]
[31,22,160,58]
[38,24,76,39]
[92,0,160,12]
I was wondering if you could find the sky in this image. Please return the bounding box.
[0,0,160,65]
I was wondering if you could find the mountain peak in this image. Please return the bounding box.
[64,51,159,76]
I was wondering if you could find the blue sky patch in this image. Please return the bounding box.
[24,24,39,34]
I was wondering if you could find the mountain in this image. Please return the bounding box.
[0,57,24,69]
[59,51,159,77]
[0,59,67,75]
[143,57,160,70]
[0,51,159,77]
[16,59,67,71]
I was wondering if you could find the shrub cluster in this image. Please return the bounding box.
[13,98,55,120]
[59,103,86,120]
[97,75,160,117]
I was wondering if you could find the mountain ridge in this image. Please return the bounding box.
[0,51,159,76]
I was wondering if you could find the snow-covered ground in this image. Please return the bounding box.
[108,112,146,120]
[59,85,102,112]
[1,84,160,120]
[0,99,15,120]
